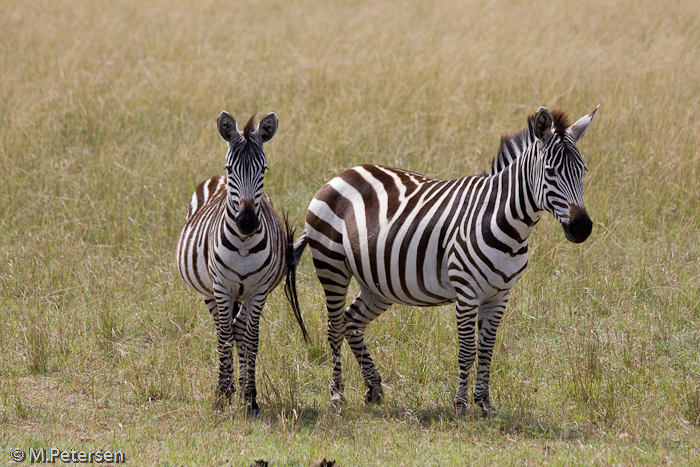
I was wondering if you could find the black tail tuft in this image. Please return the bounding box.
[283,213,310,344]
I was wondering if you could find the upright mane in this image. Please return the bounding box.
[486,108,572,176]
[487,125,534,176]
[242,114,257,140]
[550,108,572,136]
[225,114,264,167]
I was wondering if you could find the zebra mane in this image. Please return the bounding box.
[242,114,257,140]
[550,108,573,135]
[487,108,572,176]
[487,125,533,176]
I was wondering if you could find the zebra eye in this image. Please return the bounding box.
[545,167,556,177]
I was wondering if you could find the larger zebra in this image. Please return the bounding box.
[304,106,599,416]
[176,111,309,415]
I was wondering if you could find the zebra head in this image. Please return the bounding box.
[217,111,278,236]
[530,106,599,243]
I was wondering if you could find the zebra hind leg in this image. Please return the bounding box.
[345,287,391,404]
[308,235,352,405]
[323,279,351,405]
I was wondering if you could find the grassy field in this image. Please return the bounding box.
[2,0,699,464]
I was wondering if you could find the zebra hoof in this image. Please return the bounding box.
[454,400,469,418]
[217,381,236,398]
[244,391,260,417]
[330,383,346,406]
[212,395,231,412]
[364,386,384,404]
[212,400,225,412]
[212,384,235,411]
[246,401,261,417]
[330,392,346,406]
[474,397,496,417]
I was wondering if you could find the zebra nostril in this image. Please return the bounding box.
[563,208,592,243]
[235,199,259,236]
[235,208,258,236]
[569,215,592,241]
[561,204,592,243]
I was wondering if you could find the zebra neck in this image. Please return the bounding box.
[492,151,544,243]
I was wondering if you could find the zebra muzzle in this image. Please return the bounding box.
[235,199,259,236]
[562,205,592,243]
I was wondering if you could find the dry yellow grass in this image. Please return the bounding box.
[1,0,699,465]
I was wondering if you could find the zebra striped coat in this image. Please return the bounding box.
[176,112,308,414]
[304,106,598,415]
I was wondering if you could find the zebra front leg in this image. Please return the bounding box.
[345,289,390,404]
[454,296,479,417]
[474,296,509,416]
[209,295,238,409]
[232,303,248,400]
[240,295,266,416]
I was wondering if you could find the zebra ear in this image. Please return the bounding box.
[534,107,553,143]
[257,112,278,143]
[217,111,238,142]
[570,105,600,142]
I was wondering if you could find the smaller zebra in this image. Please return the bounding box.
[176,111,309,414]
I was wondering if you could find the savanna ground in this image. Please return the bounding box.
[1,0,700,465]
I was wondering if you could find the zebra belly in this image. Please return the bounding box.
[450,248,530,303]
[342,230,458,307]
[357,248,529,307]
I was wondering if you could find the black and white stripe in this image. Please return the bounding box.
[304,106,599,416]
[176,112,309,414]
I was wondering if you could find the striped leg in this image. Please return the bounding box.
[321,275,351,404]
[239,294,267,416]
[206,295,237,406]
[308,233,353,404]
[345,286,392,404]
[453,294,480,417]
[231,303,247,396]
[474,295,508,416]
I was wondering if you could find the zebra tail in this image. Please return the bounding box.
[283,213,311,344]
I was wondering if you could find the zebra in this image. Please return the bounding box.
[176,111,309,415]
[303,105,599,416]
